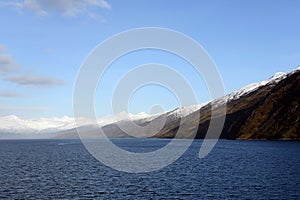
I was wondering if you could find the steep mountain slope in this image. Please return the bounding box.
[56,67,300,140]
[154,67,300,139]
[237,70,300,139]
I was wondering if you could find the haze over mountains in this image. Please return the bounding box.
[1,66,299,140]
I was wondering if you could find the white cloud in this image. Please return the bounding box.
[1,0,111,17]
[0,54,20,74]
[4,74,65,87]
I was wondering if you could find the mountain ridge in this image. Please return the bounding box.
[1,66,299,140]
[56,66,300,140]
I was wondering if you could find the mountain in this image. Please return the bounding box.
[55,66,300,140]
[153,66,300,140]
[1,67,300,140]
[0,115,87,139]
[55,112,158,139]
[209,67,299,139]
[0,112,152,139]
[229,69,300,139]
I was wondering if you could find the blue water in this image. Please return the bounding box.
[0,139,299,199]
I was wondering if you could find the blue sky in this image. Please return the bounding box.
[0,0,299,118]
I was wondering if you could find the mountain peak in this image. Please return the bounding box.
[272,72,286,79]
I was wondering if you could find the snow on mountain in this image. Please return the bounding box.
[0,112,151,137]
[210,70,289,107]
[165,67,298,120]
[0,115,88,135]
[0,115,35,134]
[1,67,298,139]
[166,104,204,121]
[109,111,150,122]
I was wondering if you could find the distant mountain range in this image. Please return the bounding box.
[0,112,150,139]
[0,115,88,139]
[1,66,299,140]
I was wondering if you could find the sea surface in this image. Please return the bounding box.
[0,139,299,199]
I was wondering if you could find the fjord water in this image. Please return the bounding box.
[0,139,299,199]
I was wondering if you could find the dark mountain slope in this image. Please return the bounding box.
[237,70,300,139]
[154,68,300,140]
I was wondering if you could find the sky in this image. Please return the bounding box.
[0,0,299,119]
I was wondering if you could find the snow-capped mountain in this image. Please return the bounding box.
[153,66,300,140]
[210,70,288,107]
[0,112,152,138]
[1,66,299,139]
[94,65,299,140]
[0,115,89,138]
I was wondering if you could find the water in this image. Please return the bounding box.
[0,139,299,199]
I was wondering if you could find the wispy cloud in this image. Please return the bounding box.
[0,54,20,75]
[0,45,7,52]
[0,106,48,112]
[0,91,24,98]
[0,1,23,10]
[0,0,111,17]
[4,74,65,87]
[0,44,65,87]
